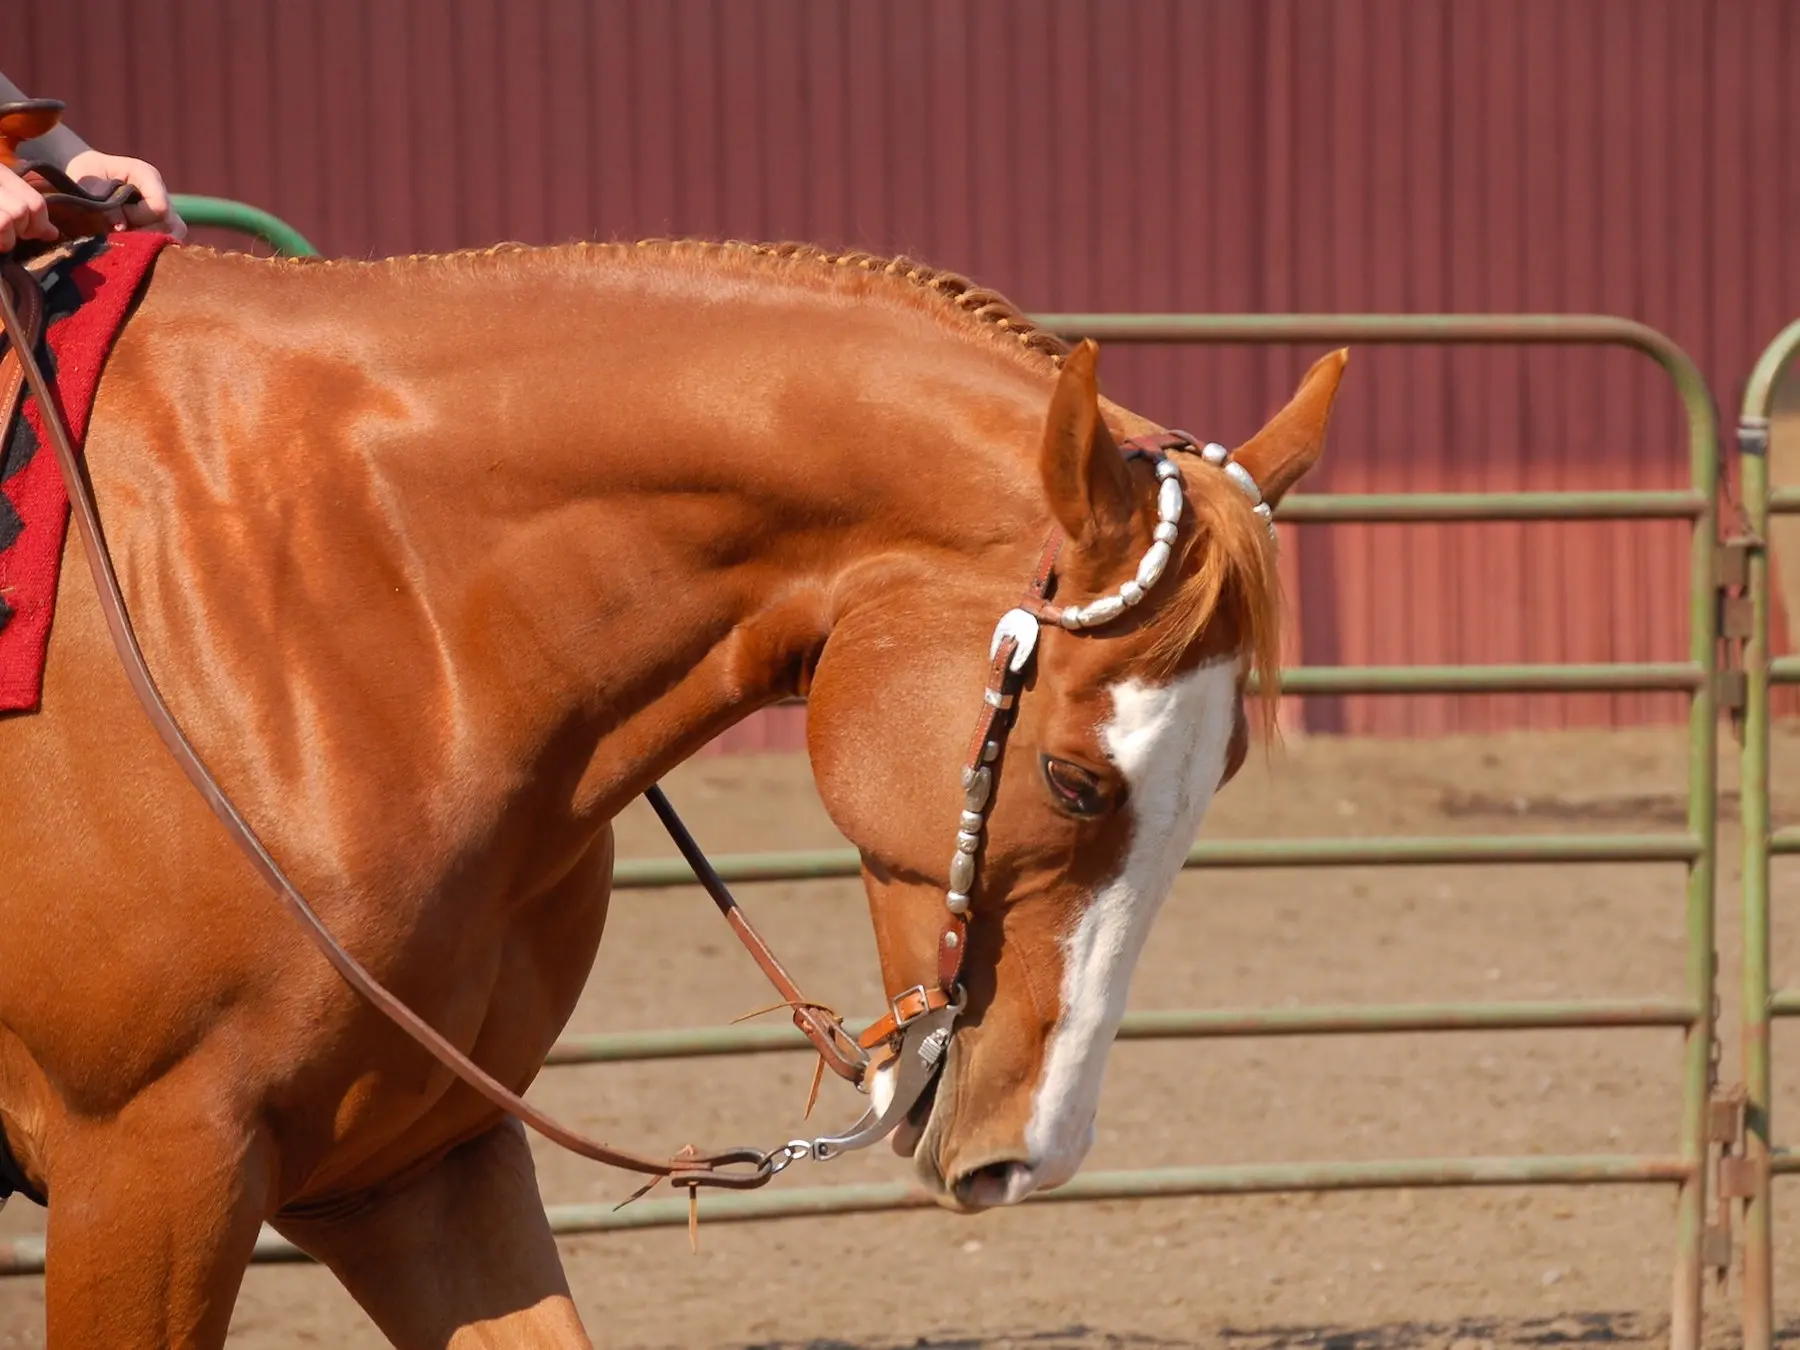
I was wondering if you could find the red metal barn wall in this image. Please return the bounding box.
[14,0,1800,747]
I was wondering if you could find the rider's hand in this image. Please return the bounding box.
[62,149,187,240]
[0,163,54,253]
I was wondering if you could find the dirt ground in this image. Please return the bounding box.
[9,724,1800,1348]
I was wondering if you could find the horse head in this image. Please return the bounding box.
[805,339,1347,1210]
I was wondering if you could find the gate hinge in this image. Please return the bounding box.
[1719,1155,1764,1199]
[1716,670,1748,715]
[1699,1087,1742,1274]
[1715,540,1756,727]
[1701,1223,1733,1271]
[1717,540,1752,591]
[1710,1086,1747,1145]
[1719,596,1754,641]
[1705,1085,1753,1273]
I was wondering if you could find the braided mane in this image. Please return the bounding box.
[629,239,1073,368]
[221,234,1072,371]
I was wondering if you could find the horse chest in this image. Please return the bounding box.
[281,838,616,1200]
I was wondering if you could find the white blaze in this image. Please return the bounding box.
[1022,657,1240,1190]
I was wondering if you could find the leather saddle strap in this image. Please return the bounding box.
[0,265,44,444]
[0,262,763,1187]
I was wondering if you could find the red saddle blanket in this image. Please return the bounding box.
[0,231,170,712]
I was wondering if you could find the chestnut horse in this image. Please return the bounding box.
[0,238,1345,1348]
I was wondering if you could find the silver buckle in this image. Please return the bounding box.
[989,608,1040,673]
[889,983,931,1030]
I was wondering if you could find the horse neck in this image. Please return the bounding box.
[367,258,1053,825]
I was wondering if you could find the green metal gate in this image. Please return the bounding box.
[535,316,1725,1350]
[1732,322,1800,1350]
[0,202,1733,1350]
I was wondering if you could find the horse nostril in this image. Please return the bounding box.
[952,1160,1037,1209]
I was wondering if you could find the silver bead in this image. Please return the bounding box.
[1201,441,1229,465]
[956,831,980,855]
[1224,460,1263,506]
[1137,540,1172,589]
[1059,605,1085,630]
[1157,479,1183,521]
[943,930,961,948]
[946,890,972,916]
[1083,594,1127,625]
[962,766,993,812]
[1254,501,1273,521]
[1120,579,1145,606]
[982,741,1000,763]
[1154,458,1181,481]
[1153,521,1179,545]
[959,809,984,833]
[949,851,975,895]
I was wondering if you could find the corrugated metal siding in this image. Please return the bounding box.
[14,0,1799,744]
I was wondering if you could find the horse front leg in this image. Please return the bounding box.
[275,1117,592,1350]
[42,1080,273,1349]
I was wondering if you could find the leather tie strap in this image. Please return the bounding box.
[643,785,867,1083]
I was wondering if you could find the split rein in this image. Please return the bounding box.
[0,229,1279,1217]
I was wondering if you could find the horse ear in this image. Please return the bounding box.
[1233,349,1350,506]
[1039,339,1133,564]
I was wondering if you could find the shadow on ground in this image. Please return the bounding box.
[735,1311,1660,1350]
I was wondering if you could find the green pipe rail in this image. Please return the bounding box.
[170,194,318,256]
[610,833,1703,892]
[2,1157,1698,1277]
[0,203,1729,1348]
[545,997,1701,1067]
[1734,319,1800,1350]
[0,1153,1696,1278]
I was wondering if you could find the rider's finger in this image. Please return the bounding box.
[0,179,51,244]
[120,197,163,230]
[127,169,171,219]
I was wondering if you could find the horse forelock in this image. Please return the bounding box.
[1141,469,1285,738]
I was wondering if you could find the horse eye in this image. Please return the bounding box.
[1042,756,1108,817]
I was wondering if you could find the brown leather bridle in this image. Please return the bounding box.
[0,202,1228,1204]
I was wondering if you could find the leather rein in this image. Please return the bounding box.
[0,204,1269,1203]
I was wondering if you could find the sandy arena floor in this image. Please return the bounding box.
[7,724,1800,1348]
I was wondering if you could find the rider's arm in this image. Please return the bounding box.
[0,70,184,240]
